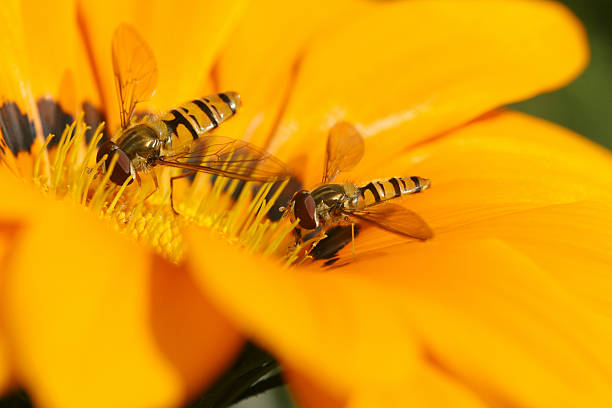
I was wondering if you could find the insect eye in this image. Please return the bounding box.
[292,190,317,230]
[96,140,134,186]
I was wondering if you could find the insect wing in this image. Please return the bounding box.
[112,23,159,129]
[347,203,433,240]
[157,135,291,182]
[323,122,365,183]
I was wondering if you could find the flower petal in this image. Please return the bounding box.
[341,111,612,256]
[0,0,102,156]
[21,0,101,111]
[0,173,242,408]
[77,0,248,130]
[185,227,422,396]
[269,0,588,185]
[0,223,18,396]
[288,366,488,408]
[349,239,612,406]
[214,0,365,145]
[0,335,11,397]
[188,224,612,405]
[284,369,345,408]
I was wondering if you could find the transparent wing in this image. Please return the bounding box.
[157,135,291,182]
[323,122,365,183]
[112,23,158,129]
[346,203,433,241]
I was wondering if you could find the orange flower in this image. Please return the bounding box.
[1,1,611,408]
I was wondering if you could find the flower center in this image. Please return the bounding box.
[26,116,309,264]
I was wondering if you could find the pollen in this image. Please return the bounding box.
[26,116,308,264]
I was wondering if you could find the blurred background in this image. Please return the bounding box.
[241,0,611,405]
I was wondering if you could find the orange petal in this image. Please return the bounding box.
[21,0,101,112]
[214,0,366,145]
[346,365,489,408]
[270,0,588,185]
[188,221,612,405]
[77,0,248,131]
[0,174,242,408]
[0,0,103,185]
[0,1,40,123]
[185,227,422,396]
[0,223,18,395]
[349,239,612,406]
[0,335,11,397]
[431,202,612,313]
[285,369,346,408]
[287,366,488,408]
[368,110,612,187]
[341,110,612,255]
[0,0,102,145]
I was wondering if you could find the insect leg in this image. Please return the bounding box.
[143,171,160,204]
[170,170,196,215]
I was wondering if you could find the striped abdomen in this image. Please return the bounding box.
[160,92,241,144]
[358,177,430,207]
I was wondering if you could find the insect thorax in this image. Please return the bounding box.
[310,183,360,224]
[115,123,165,172]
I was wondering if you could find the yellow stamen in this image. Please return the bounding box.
[30,116,310,265]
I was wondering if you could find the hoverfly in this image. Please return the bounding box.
[96,23,290,213]
[284,122,433,252]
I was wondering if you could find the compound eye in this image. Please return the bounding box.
[292,190,317,230]
[96,140,134,186]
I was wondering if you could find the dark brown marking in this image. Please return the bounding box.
[219,92,237,114]
[0,102,35,154]
[376,181,386,198]
[162,109,199,140]
[410,176,422,193]
[38,98,74,148]
[192,99,219,127]
[389,177,401,197]
[362,182,381,202]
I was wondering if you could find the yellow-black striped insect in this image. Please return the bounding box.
[284,122,433,249]
[97,23,290,213]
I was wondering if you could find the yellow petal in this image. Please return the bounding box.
[22,0,100,112]
[0,0,46,163]
[342,111,612,256]
[188,221,612,405]
[0,224,18,395]
[288,366,488,408]
[185,226,422,395]
[0,174,242,408]
[0,335,11,397]
[347,365,489,408]
[285,369,345,408]
[215,0,366,145]
[0,0,102,144]
[77,0,248,131]
[348,239,612,406]
[270,0,588,185]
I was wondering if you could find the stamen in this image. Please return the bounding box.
[25,117,310,265]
